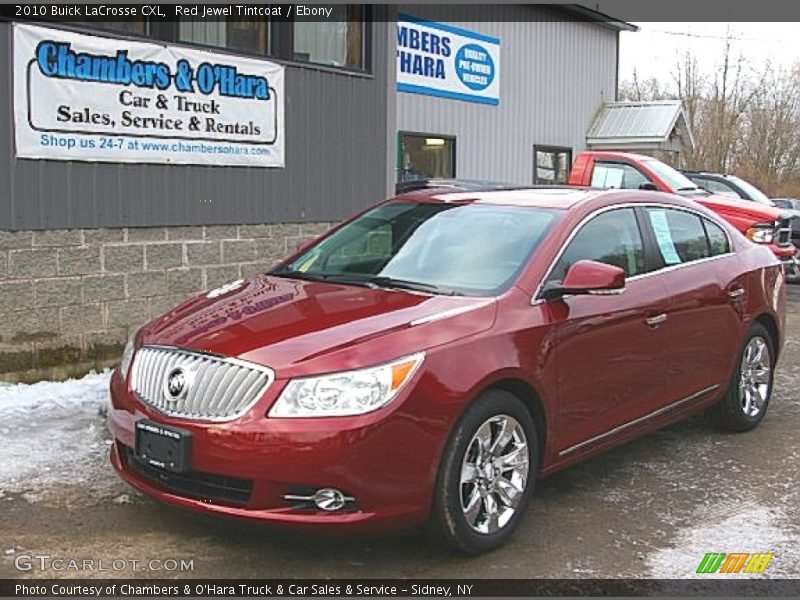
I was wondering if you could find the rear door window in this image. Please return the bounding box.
[646,208,711,265]
[703,218,731,256]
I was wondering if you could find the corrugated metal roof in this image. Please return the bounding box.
[587,101,691,145]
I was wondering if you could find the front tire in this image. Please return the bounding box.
[427,389,538,554]
[709,322,775,432]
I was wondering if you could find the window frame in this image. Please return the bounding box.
[701,217,732,257]
[643,206,713,267]
[397,131,457,183]
[543,206,648,289]
[591,160,652,190]
[533,145,573,185]
[534,203,734,304]
[46,10,373,77]
[692,176,743,199]
[172,20,269,56]
[638,207,734,271]
[289,5,371,72]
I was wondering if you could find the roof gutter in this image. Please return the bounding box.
[552,4,638,32]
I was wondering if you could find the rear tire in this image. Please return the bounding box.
[709,322,775,432]
[427,389,538,555]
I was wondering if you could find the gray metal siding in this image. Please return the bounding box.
[395,5,618,185]
[0,20,390,231]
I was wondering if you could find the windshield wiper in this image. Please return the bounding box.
[317,275,382,289]
[271,271,463,295]
[677,186,702,192]
[271,270,380,289]
[270,270,325,282]
[368,276,464,296]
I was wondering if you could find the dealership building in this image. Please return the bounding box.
[0,5,633,381]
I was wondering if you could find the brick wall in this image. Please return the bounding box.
[0,222,332,383]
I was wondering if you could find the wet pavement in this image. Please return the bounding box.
[1,287,799,580]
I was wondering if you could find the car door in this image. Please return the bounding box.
[640,206,744,404]
[542,207,672,455]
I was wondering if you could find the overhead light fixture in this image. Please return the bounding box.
[424,138,446,146]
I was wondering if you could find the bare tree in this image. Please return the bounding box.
[736,64,800,196]
[620,29,800,198]
[619,68,671,102]
[672,51,705,168]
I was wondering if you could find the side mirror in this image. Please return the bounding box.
[638,182,658,191]
[541,260,626,300]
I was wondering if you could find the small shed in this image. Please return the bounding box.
[587,100,695,165]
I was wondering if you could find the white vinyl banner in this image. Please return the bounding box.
[13,23,285,167]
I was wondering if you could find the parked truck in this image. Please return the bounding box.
[567,151,800,281]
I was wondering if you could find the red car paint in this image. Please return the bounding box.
[568,151,796,261]
[108,187,785,532]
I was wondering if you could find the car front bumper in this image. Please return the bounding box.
[770,244,800,282]
[107,368,443,533]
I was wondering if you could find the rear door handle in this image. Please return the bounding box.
[645,314,667,327]
[728,286,745,299]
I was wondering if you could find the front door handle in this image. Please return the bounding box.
[645,313,667,328]
[728,286,745,299]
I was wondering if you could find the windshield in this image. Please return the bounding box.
[272,202,560,297]
[642,160,705,195]
[727,175,773,205]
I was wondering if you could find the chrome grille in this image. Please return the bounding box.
[776,218,793,247]
[130,346,274,421]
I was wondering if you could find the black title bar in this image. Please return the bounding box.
[2,4,305,22]
[5,2,800,23]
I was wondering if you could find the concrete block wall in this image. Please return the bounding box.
[0,222,332,383]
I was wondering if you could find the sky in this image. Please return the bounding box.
[618,22,800,90]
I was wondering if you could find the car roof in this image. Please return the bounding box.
[392,185,693,211]
[683,171,737,180]
[396,178,516,193]
[582,150,659,162]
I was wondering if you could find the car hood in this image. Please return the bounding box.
[774,206,800,220]
[140,274,497,377]
[695,194,782,222]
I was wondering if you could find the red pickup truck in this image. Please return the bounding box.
[568,151,799,280]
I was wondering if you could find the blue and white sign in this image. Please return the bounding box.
[396,14,500,106]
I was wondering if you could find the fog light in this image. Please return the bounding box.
[283,487,355,511]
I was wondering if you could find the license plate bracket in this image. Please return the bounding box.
[134,420,192,473]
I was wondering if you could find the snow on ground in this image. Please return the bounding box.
[646,500,799,578]
[0,370,124,503]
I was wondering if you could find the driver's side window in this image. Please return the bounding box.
[591,162,650,190]
[548,208,646,285]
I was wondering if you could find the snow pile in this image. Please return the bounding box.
[646,500,798,578]
[0,370,121,501]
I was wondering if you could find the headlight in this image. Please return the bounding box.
[269,352,425,418]
[746,222,776,244]
[119,331,138,382]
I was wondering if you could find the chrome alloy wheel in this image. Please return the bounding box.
[459,415,529,535]
[739,336,772,418]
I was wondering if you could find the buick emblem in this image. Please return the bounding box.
[164,367,189,402]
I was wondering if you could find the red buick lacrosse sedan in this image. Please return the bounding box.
[109,186,785,554]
